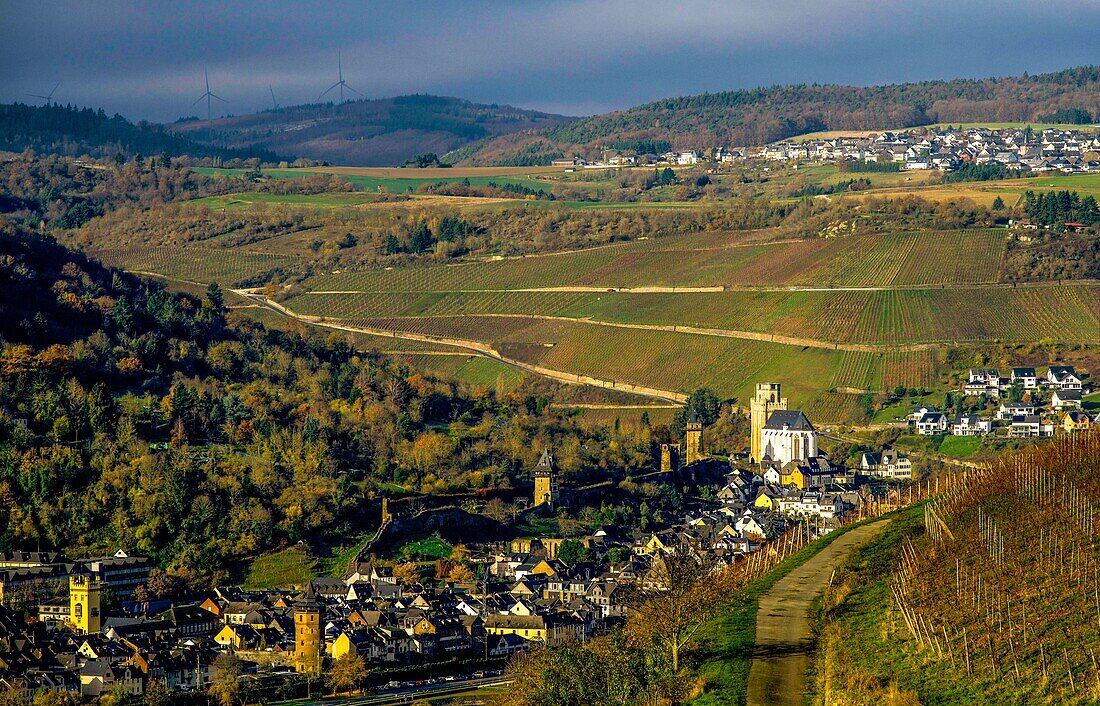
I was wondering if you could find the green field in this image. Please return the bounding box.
[193,166,556,193]
[244,546,317,589]
[937,434,984,458]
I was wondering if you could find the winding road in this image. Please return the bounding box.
[745,519,889,706]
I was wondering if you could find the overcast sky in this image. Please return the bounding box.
[1,0,1098,123]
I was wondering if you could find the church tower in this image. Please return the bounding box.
[685,409,704,465]
[533,450,558,507]
[751,383,788,463]
[69,574,102,635]
[294,583,322,674]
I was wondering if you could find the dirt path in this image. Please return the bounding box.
[746,519,889,706]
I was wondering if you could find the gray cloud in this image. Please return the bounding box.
[0,0,1097,122]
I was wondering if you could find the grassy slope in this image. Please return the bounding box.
[244,545,317,589]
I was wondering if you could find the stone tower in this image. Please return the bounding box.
[294,583,322,674]
[69,574,102,635]
[533,449,558,507]
[684,409,704,465]
[659,442,682,472]
[751,383,788,463]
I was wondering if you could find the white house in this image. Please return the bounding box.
[915,411,948,435]
[1052,389,1083,410]
[952,414,990,436]
[1010,367,1038,389]
[860,449,913,480]
[777,492,842,519]
[1009,415,1054,438]
[1047,366,1082,390]
[676,151,700,165]
[997,401,1035,420]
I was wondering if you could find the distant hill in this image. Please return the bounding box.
[168,94,574,166]
[463,66,1100,165]
[0,103,281,162]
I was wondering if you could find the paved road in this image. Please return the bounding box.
[745,519,889,706]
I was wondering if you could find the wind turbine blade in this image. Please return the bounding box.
[210,93,228,103]
[27,93,48,100]
[49,81,61,97]
[344,84,363,97]
[318,82,340,101]
[193,93,208,105]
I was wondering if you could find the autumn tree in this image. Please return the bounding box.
[208,652,243,706]
[622,541,731,672]
[329,652,368,695]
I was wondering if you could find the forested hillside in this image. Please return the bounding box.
[0,224,665,582]
[464,66,1100,164]
[169,94,573,166]
[0,103,281,162]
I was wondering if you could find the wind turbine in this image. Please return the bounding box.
[27,81,61,106]
[269,85,279,110]
[193,70,226,120]
[318,51,361,103]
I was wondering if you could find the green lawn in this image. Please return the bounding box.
[244,545,317,589]
[398,533,453,561]
[937,434,984,458]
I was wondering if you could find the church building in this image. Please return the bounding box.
[759,410,818,466]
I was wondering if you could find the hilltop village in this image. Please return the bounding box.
[0,382,930,700]
[561,126,1100,174]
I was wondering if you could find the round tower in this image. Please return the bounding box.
[294,583,322,674]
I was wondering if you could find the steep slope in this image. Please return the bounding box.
[169,94,574,166]
[0,103,281,161]
[812,436,1100,704]
[464,66,1100,164]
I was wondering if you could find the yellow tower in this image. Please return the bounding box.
[750,383,787,463]
[69,574,102,635]
[294,583,322,674]
[685,409,704,465]
[533,450,558,507]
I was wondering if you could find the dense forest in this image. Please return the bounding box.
[0,224,680,580]
[169,94,573,166]
[464,66,1100,164]
[0,103,281,162]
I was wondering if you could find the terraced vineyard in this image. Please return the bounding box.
[340,314,902,419]
[288,283,1100,345]
[300,229,1007,292]
[89,246,299,285]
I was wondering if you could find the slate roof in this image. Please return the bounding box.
[763,410,814,431]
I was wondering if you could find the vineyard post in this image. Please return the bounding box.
[962,627,972,675]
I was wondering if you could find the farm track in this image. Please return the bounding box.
[233,290,688,403]
[746,519,890,706]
